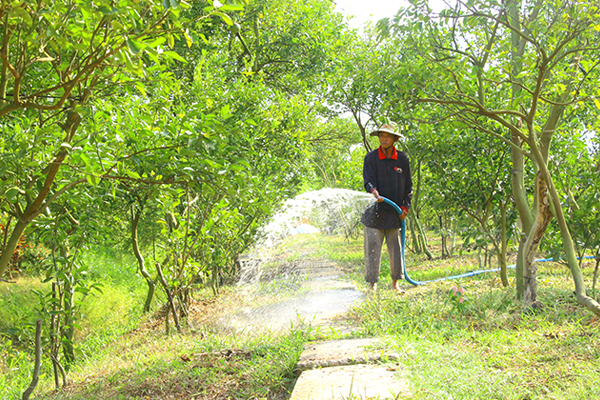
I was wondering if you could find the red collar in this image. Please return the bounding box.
[378,146,398,160]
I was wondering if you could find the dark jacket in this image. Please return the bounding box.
[361,146,413,230]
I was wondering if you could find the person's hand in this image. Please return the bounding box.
[399,207,408,220]
[372,189,383,202]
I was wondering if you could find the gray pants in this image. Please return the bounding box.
[364,227,404,283]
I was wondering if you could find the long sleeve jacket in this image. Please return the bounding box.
[361,146,413,230]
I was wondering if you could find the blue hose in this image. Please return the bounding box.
[378,196,595,286]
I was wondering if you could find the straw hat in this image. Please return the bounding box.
[369,122,402,137]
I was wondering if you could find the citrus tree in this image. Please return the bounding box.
[0,0,236,278]
[383,0,600,312]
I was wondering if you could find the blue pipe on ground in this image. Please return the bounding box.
[378,196,596,286]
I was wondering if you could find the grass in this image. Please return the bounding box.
[324,236,600,400]
[3,232,600,399]
[40,326,306,400]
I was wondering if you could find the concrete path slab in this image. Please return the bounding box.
[296,338,399,371]
[289,364,412,400]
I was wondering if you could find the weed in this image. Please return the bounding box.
[447,285,468,313]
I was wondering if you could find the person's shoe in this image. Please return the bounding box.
[392,280,405,295]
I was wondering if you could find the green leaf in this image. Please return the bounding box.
[162,50,187,63]
[147,37,167,47]
[220,104,231,119]
[594,98,600,110]
[130,15,142,33]
[146,47,160,64]
[214,11,233,25]
[221,5,244,11]
[73,43,88,51]
[12,7,33,26]
[135,81,147,97]
[97,5,113,15]
[236,159,251,168]
[125,170,141,179]
[170,0,180,8]
[5,187,20,201]
[86,174,100,186]
[90,284,104,294]
[127,38,142,55]
[120,49,135,71]
[163,0,170,10]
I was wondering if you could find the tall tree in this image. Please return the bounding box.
[383,0,600,313]
[0,0,221,277]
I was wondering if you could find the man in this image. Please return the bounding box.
[361,122,412,293]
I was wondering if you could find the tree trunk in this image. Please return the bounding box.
[353,110,370,152]
[211,261,220,296]
[156,262,181,333]
[22,319,42,400]
[450,218,456,255]
[442,214,450,258]
[411,160,423,254]
[515,235,526,299]
[0,219,28,278]
[520,40,582,308]
[499,199,509,286]
[131,204,156,313]
[61,276,76,368]
[508,0,535,300]
[50,282,60,389]
[592,257,599,301]
[0,110,82,278]
[522,172,553,306]
[438,214,446,258]
[409,218,421,253]
[413,214,433,260]
[535,152,600,315]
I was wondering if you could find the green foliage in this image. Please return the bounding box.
[301,117,365,191]
[545,129,600,256]
[0,335,35,400]
[0,278,48,342]
[0,0,217,277]
[0,249,153,398]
